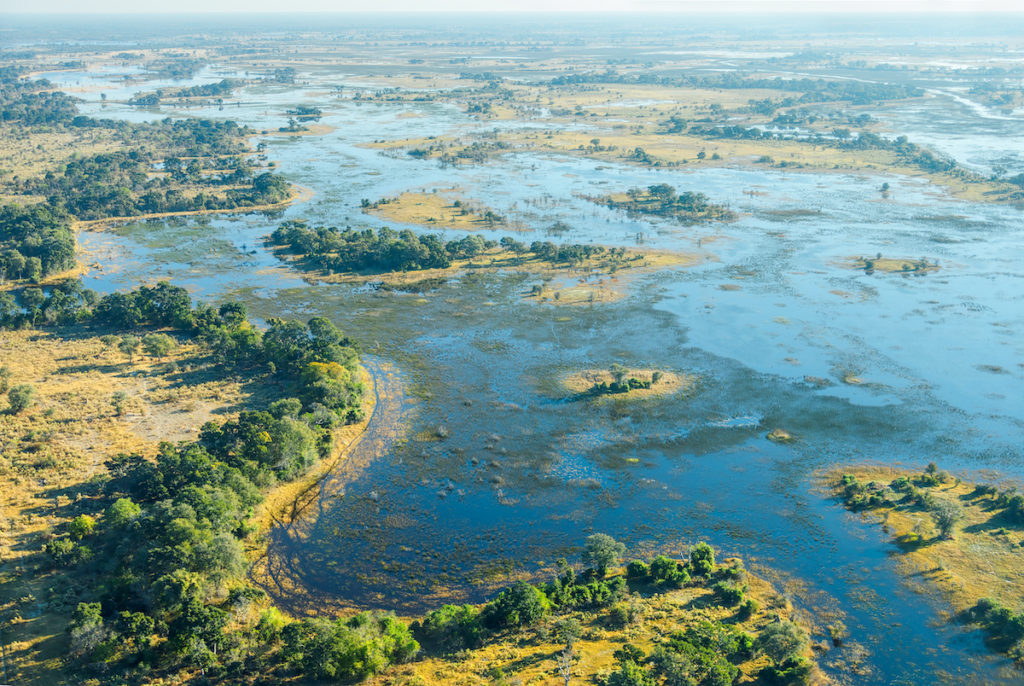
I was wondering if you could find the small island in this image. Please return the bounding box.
[561,365,696,400]
[846,254,940,274]
[588,184,737,223]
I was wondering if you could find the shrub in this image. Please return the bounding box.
[759,656,813,685]
[483,581,549,629]
[7,383,35,413]
[417,604,482,653]
[607,603,631,628]
[626,559,648,579]
[68,514,96,540]
[738,598,760,620]
[757,620,809,664]
[713,581,746,606]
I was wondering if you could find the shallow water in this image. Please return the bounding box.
[35,29,1024,684]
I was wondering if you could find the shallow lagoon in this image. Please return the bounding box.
[58,58,1024,684]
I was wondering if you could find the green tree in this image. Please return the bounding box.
[484,580,549,629]
[690,542,716,576]
[105,498,141,528]
[933,500,963,539]
[583,533,626,577]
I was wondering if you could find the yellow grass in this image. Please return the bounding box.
[0,127,120,199]
[827,465,1024,618]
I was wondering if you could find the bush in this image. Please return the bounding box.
[606,658,653,686]
[68,514,96,540]
[626,560,648,579]
[483,581,549,629]
[142,333,177,358]
[607,603,634,628]
[738,598,760,620]
[417,604,482,653]
[759,656,813,685]
[7,383,35,413]
[713,581,746,606]
[757,620,809,665]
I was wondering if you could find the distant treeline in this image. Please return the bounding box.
[686,124,959,175]
[270,221,613,274]
[538,70,922,105]
[16,147,288,219]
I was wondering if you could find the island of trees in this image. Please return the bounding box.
[270,220,625,274]
[590,184,736,223]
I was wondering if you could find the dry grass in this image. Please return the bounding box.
[826,465,1024,617]
[0,328,265,682]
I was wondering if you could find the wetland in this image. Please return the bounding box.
[2,11,1024,685]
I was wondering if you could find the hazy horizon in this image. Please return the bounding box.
[2,1,1023,14]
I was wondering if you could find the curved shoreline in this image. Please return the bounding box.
[249,357,413,617]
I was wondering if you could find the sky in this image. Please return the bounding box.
[1,0,1022,13]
